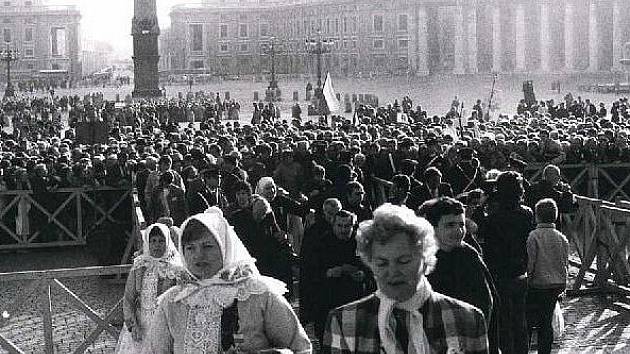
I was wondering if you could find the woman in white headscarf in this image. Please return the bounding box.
[142,207,311,354]
[115,223,187,354]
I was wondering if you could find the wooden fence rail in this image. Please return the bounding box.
[0,192,146,353]
[0,265,132,354]
[371,176,630,296]
[0,187,133,251]
[524,163,630,201]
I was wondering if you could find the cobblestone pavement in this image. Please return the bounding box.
[2,248,630,353]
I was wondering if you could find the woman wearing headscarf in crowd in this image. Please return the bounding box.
[238,194,297,299]
[115,223,187,354]
[142,208,311,354]
[483,171,534,354]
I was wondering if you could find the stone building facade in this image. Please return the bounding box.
[162,0,629,77]
[1,0,81,80]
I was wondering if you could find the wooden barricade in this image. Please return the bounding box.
[0,191,145,353]
[0,188,132,254]
[568,195,630,295]
[0,265,131,354]
[524,163,630,201]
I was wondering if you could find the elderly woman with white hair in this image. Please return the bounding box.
[142,208,311,354]
[322,203,488,354]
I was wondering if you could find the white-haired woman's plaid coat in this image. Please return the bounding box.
[322,291,488,354]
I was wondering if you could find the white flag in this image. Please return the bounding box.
[323,72,340,113]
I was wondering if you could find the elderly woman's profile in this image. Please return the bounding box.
[322,203,488,354]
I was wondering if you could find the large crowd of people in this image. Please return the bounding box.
[2,86,627,353]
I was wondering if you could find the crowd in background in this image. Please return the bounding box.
[1,87,626,353]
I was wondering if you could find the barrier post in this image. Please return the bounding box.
[589,164,599,199]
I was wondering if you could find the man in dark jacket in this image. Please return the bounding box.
[410,167,453,209]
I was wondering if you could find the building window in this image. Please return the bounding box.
[24,27,32,42]
[51,27,66,56]
[352,16,357,33]
[3,1,10,6]
[398,14,408,31]
[260,23,269,37]
[352,40,357,48]
[326,19,330,34]
[373,39,384,49]
[26,63,34,70]
[239,24,248,38]
[189,24,203,52]
[24,47,33,57]
[240,43,248,52]
[3,28,10,42]
[220,43,228,52]
[25,0,32,6]
[220,24,228,38]
[335,19,339,33]
[191,60,204,69]
[343,17,347,33]
[373,15,383,32]
[51,63,60,70]
[398,38,409,49]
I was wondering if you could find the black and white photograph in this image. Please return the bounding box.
[0,0,630,352]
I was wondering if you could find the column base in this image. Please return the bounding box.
[132,89,163,98]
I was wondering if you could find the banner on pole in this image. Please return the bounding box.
[323,72,340,113]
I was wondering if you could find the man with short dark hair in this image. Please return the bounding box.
[410,167,453,208]
[388,174,411,207]
[418,196,499,354]
[301,209,372,343]
[343,181,373,222]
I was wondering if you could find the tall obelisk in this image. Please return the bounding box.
[132,0,161,98]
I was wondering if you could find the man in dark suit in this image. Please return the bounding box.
[409,167,453,210]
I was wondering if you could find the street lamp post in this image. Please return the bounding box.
[262,37,279,90]
[262,37,284,102]
[0,45,19,98]
[305,31,335,114]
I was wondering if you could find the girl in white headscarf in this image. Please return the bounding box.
[142,207,311,354]
[115,223,187,354]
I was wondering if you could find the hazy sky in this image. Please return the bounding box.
[48,0,190,57]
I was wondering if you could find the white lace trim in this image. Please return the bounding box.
[134,258,184,280]
[174,277,271,354]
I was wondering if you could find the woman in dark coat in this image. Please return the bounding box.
[483,171,535,354]
[238,194,296,299]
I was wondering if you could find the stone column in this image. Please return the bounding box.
[564,2,574,71]
[132,0,162,98]
[453,5,465,74]
[540,2,550,72]
[417,6,430,76]
[514,3,526,72]
[492,6,501,72]
[587,1,598,72]
[467,6,478,73]
[612,0,622,71]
